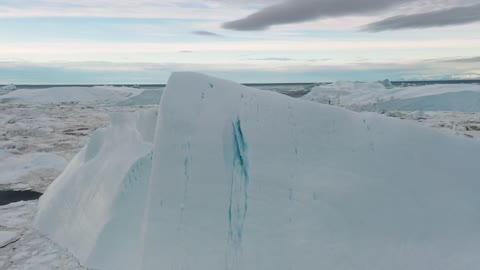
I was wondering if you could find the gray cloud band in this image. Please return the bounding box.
[222,0,479,31]
[192,30,224,37]
[222,0,414,30]
[363,3,480,32]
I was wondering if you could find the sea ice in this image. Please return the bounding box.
[0,152,67,190]
[0,230,19,248]
[0,201,84,270]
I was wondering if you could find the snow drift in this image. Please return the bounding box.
[304,81,480,112]
[0,86,141,105]
[36,72,480,270]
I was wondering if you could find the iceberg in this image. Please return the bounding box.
[115,89,164,106]
[304,81,480,112]
[0,84,16,95]
[36,72,480,270]
[0,86,141,105]
[35,109,157,269]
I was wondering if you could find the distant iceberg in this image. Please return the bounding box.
[379,79,394,88]
[303,81,480,112]
[36,72,480,270]
[115,89,164,106]
[0,86,141,105]
[0,84,16,95]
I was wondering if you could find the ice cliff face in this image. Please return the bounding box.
[35,109,157,269]
[36,72,480,270]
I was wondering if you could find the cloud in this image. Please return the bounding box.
[442,56,480,63]
[0,0,249,20]
[251,57,293,61]
[2,40,480,58]
[250,57,331,62]
[362,3,480,31]
[222,0,412,30]
[422,56,480,63]
[192,30,224,37]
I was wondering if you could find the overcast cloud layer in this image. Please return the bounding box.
[363,3,480,31]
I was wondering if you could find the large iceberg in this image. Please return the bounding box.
[36,72,480,270]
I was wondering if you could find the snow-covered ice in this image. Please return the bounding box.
[1,104,109,159]
[34,72,480,270]
[0,231,19,248]
[303,81,480,112]
[0,152,66,189]
[0,201,85,270]
[384,111,480,139]
[0,103,157,192]
[0,86,142,105]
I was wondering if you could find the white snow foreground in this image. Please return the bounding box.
[304,81,480,112]
[36,72,480,270]
[0,86,142,105]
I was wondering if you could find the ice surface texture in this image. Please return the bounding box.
[37,72,480,270]
[0,230,19,247]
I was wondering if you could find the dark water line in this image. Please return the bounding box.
[0,190,42,206]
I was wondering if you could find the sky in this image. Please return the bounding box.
[1,0,479,84]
